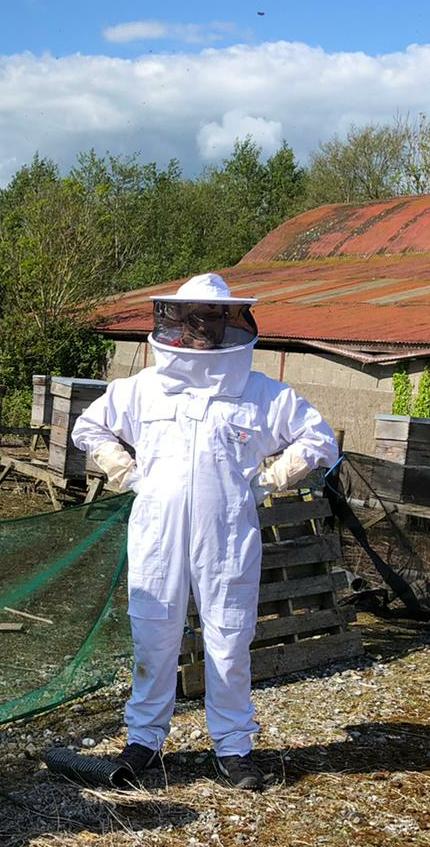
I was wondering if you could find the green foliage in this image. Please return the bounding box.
[1,388,33,427]
[392,368,413,415]
[392,366,430,419]
[306,123,407,206]
[412,368,430,419]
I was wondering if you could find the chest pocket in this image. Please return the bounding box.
[134,398,180,461]
[216,409,262,467]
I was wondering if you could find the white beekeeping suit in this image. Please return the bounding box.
[72,273,338,789]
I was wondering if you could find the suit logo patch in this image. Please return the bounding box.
[227,429,251,445]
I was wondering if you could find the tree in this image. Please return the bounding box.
[398,113,430,195]
[0,170,113,388]
[265,142,307,228]
[306,123,407,205]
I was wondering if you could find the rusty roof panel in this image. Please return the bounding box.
[241,196,430,262]
[96,199,430,349]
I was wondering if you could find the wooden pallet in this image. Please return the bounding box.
[179,494,363,697]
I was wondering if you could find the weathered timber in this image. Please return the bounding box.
[257,498,331,528]
[374,415,430,505]
[48,377,107,478]
[187,570,347,616]
[0,623,24,632]
[180,607,356,656]
[181,630,363,697]
[31,375,53,427]
[261,533,341,568]
[0,454,69,490]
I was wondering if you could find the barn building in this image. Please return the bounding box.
[96,196,430,454]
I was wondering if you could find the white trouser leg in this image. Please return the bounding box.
[202,619,259,756]
[192,576,260,757]
[124,611,186,750]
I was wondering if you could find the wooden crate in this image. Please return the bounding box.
[179,495,363,697]
[374,414,430,505]
[48,378,107,478]
[30,375,53,427]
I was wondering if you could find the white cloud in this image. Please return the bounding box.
[0,41,430,185]
[198,111,283,159]
[103,19,239,45]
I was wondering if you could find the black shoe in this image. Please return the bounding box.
[217,752,264,790]
[115,743,159,780]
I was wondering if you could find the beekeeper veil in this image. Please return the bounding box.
[150,273,257,351]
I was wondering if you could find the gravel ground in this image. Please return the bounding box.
[1,614,429,847]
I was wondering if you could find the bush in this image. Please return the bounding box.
[392,368,413,415]
[1,388,33,427]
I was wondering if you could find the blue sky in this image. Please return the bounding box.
[2,0,430,57]
[0,1,430,185]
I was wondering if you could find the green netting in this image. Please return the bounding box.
[0,493,134,725]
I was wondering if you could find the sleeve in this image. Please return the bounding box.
[262,383,339,490]
[71,380,139,493]
[71,380,134,453]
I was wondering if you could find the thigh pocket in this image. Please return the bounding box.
[128,589,169,620]
[212,583,258,630]
[128,496,163,576]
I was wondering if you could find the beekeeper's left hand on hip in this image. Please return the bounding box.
[258,447,311,495]
[91,441,140,493]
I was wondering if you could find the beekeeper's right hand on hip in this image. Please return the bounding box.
[91,442,140,493]
[251,446,310,505]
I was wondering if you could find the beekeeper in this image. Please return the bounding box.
[72,273,338,790]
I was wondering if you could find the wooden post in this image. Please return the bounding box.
[334,428,345,454]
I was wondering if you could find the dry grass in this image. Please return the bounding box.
[1,614,429,847]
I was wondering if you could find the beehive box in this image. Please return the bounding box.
[179,495,362,697]
[373,414,430,505]
[30,375,53,428]
[48,377,108,478]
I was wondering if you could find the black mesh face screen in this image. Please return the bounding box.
[152,301,258,349]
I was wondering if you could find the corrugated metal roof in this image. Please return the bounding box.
[96,196,430,353]
[240,196,430,262]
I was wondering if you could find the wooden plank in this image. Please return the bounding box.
[371,460,405,502]
[51,378,107,401]
[53,396,96,415]
[180,607,356,655]
[187,569,347,615]
[85,476,105,503]
[3,607,53,624]
[48,442,86,478]
[46,478,62,511]
[51,410,71,430]
[0,459,13,484]
[181,630,363,697]
[374,439,407,465]
[258,498,332,529]
[49,425,70,448]
[374,416,410,441]
[0,455,69,489]
[406,442,430,465]
[50,380,73,399]
[408,419,430,444]
[261,533,341,569]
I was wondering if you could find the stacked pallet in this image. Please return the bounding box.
[373,414,430,505]
[48,378,107,478]
[179,495,362,696]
